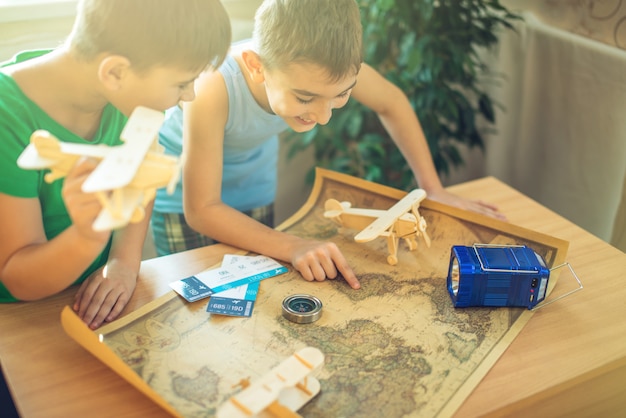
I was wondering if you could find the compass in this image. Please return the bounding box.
[282,294,323,324]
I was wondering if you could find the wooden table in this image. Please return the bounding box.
[1,177,625,417]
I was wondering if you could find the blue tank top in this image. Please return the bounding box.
[154,53,288,213]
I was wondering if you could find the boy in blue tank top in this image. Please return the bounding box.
[154,0,504,290]
[0,0,231,329]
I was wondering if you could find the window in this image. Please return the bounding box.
[0,0,76,23]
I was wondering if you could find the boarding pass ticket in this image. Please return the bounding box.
[169,254,288,316]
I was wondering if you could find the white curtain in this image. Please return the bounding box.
[483,11,626,247]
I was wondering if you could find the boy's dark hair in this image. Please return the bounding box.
[253,0,363,81]
[69,0,231,73]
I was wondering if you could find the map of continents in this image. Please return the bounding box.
[100,171,563,417]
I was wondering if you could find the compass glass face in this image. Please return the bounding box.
[288,297,317,313]
[282,294,322,323]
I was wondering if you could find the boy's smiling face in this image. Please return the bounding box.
[104,62,202,116]
[261,62,357,132]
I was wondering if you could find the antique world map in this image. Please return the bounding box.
[76,169,568,417]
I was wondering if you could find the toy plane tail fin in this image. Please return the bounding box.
[31,130,63,159]
[324,199,350,222]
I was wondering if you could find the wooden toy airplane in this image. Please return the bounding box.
[324,189,431,265]
[17,106,180,231]
[217,347,324,418]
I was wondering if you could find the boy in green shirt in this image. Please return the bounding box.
[0,0,231,329]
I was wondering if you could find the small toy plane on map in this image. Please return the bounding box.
[217,346,324,418]
[17,106,180,231]
[324,189,431,265]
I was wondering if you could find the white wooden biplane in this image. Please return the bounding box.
[217,347,324,418]
[17,106,179,231]
[324,189,431,265]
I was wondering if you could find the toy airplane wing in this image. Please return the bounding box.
[324,199,393,220]
[354,189,427,243]
[82,106,164,193]
[17,130,111,169]
[217,347,324,418]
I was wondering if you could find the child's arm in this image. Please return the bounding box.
[0,158,111,300]
[181,70,360,289]
[351,64,505,220]
[0,158,145,328]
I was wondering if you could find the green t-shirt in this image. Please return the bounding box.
[0,50,127,302]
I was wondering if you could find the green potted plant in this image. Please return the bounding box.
[286,0,521,190]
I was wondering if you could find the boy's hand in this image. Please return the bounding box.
[427,189,507,221]
[62,157,111,244]
[291,240,361,290]
[73,259,138,329]
[64,157,137,329]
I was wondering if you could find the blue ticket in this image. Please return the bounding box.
[169,276,213,303]
[206,255,269,317]
[170,255,288,304]
[206,281,260,317]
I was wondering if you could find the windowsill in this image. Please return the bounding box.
[0,0,77,23]
[0,0,263,24]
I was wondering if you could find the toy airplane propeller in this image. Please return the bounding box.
[217,347,324,418]
[324,189,431,265]
[17,106,180,231]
